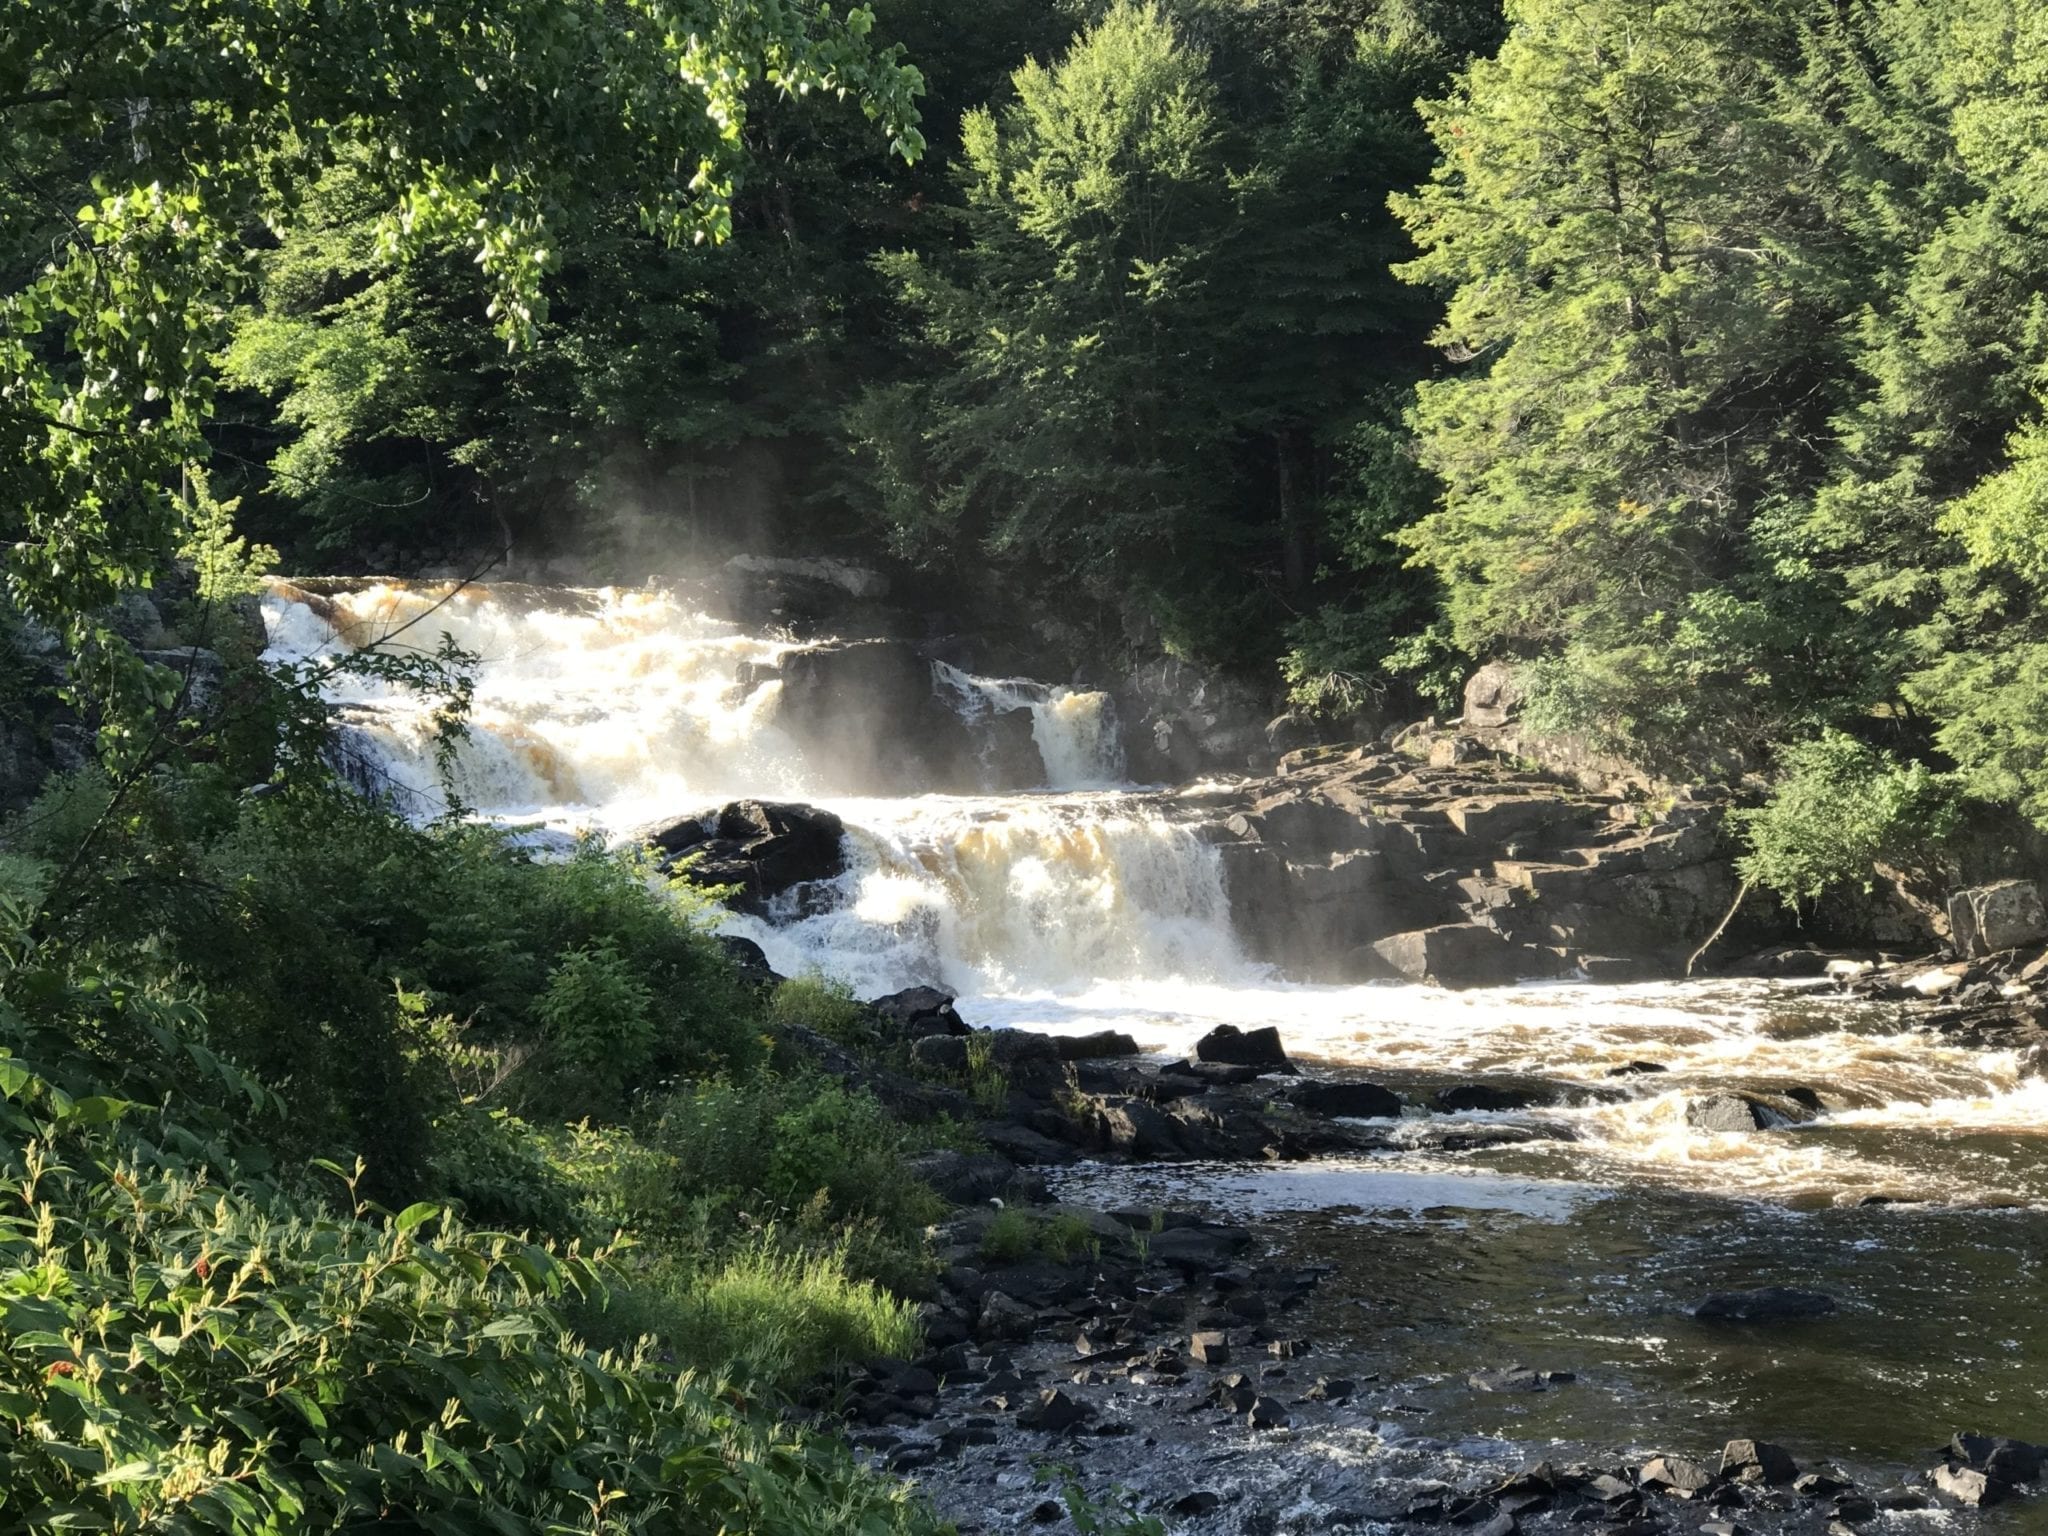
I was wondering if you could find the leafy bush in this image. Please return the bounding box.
[1734,732,1963,905]
[768,974,876,1049]
[0,939,945,1536]
[538,939,659,1086]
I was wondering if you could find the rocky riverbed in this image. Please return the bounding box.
[777,979,2048,1534]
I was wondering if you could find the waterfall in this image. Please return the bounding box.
[931,660,1127,790]
[261,579,816,823]
[723,794,1248,998]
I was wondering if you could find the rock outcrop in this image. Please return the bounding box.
[1213,741,1745,985]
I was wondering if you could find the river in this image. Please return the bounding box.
[262,576,2048,1500]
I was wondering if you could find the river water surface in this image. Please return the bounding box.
[263,577,2048,1495]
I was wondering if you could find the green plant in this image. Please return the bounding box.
[978,1206,1038,1264]
[537,938,659,1086]
[1041,1211,1101,1264]
[768,975,876,1049]
[1035,1466,1167,1536]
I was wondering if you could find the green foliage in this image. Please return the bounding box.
[538,940,660,1089]
[769,974,878,1049]
[1733,732,1962,905]
[1035,1467,1166,1536]
[978,1206,1038,1264]
[0,965,944,1534]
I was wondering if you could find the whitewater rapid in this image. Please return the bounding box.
[261,578,2048,1210]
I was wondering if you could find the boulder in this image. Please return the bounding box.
[1194,1024,1293,1072]
[653,800,846,915]
[1372,924,1527,988]
[1685,1094,1798,1133]
[1721,1441,1798,1484]
[872,986,968,1040]
[1932,1465,2009,1508]
[1464,664,1526,729]
[1190,1331,1230,1366]
[1056,1029,1141,1061]
[1092,1097,1186,1158]
[1436,1084,1541,1113]
[910,1029,1061,1074]
[1948,879,2048,957]
[715,934,780,987]
[1693,1287,1838,1323]
[1950,1433,2048,1484]
[1288,1080,1403,1119]
[1641,1456,1719,1495]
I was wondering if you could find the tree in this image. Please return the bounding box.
[1391,0,1866,766]
[856,0,1245,652]
[1,0,924,759]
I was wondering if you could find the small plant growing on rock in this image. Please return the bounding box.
[1035,1465,1166,1535]
[979,1206,1037,1263]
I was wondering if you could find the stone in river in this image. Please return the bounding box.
[1169,1491,1222,1517]
[1685,1094,1792,1132]
[1288,1079,1403,1119]
[1194,1023,1294,1071]
[1468,1366,1550,1393]
[1933,1464,2010,1508]
[1951,1431,2048,1483]
[1640,1455,1718,1494]
[1721,1440,1798,1485]
[1017,1388,1093,1432]
[1056,1029,1141,1060]
[1693,1287,1838,1323]
[1190,1330,1230,1366]
[1246,1395,1291,1430]
[1436,1083,1540,1112]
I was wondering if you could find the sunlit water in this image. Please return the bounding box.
[267,577,2048,1481]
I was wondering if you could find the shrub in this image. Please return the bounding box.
[978,1206,1037,1264]
[768,974,876,1048]
[537,939,658,1085]
[0,947,945,1536]
[1734,732,1963,905]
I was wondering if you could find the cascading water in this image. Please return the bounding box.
[267,573,2048,1476]
[265,578,2048,1208]
[930,660,1127,789]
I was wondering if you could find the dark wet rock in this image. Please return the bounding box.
[1785,1086,1825,1112]
[1793,1472,1849,1498]
[1091,1097,1188,1158]
[872,986,968,1040]
[977,1121,1082,1165]
[1289,1079,1404,1119]
[977,1292,1038,1340]
[1437,1084,1541,1113]
[715,933,780,987]
[1247,1395,1291,1430]
[1469,1367,1552,1393]
[1017,1388,1094,1432]
[1268,1336,1310,1359]
[1721,1440,1798,1485]
[911,1029,1061,1074]
[1685,1094,1799,1133]
[1302,1376,1355,1403]
[1831,1496,1877,1523]
[1698,1522,1749,1536]
[1606,1060,1667,1077]
[1693,1288,1838,1323]
[1160,1057,1266,1086]
[1057,1029,1141,1060]
[1587,1477,1637,1504]
[1190,1330,1230,1366]
[1168,1491,1223,1517]
[1640,1457,1718,1495]
[1950,1431,2048,1483]
[656,800,846,914]
[905,1150,1042,1206]
[1373,923,1527,988]
[1194,1023,1294,1071]
[1029,1497,1064,1522]
[1932,1464,2010,1507]
[1147,1224,1254,1272]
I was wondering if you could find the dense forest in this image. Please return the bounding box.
[200,0,2048,861]
[4,0,2048,1527]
